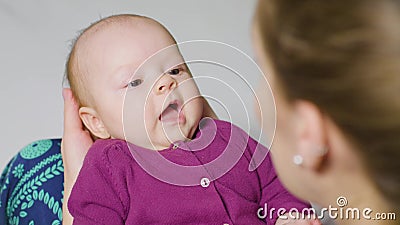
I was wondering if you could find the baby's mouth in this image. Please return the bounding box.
[159,100,184,123]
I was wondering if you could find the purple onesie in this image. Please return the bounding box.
[69,119,309,224]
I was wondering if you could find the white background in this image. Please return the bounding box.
[0,0,271,169]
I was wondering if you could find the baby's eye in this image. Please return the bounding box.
[168,68,182,76]
[127,79,143,88]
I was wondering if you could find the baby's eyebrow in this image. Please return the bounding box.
[111,64,138,85]
[165,62,186,71]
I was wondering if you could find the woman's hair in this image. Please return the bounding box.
[257,0,400,207]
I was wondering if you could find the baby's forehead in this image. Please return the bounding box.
[72,15,181,83]
[84,16,164,43]
[77,16,174,59]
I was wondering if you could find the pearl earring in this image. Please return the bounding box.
[293,155,303,166]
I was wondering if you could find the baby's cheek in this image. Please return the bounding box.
[187,98,203,120]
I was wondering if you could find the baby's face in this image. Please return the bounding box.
[82,21,203,149]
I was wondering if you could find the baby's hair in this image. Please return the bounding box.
[257,0,400,207]
[65,14,170,107]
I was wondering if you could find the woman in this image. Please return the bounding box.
[253,0,399,224]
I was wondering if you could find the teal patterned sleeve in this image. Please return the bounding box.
[0,139,64,225]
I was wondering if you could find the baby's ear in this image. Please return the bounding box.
[79,107,111,139]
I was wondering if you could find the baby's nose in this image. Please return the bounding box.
[155,75,177,95]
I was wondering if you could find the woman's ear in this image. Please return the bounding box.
[79,107,111,139]
[293,100,328,171]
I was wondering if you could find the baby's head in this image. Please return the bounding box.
[66,14,203,149]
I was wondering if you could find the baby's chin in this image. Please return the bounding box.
[121,125,196,151]
[149,124,195,149]
[162,127,192,143]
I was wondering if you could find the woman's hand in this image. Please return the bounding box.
[61,88,93,183]
[61,88,93,225]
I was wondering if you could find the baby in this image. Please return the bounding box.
[67,14,315,224]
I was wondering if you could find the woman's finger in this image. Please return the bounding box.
[62,88,83,132]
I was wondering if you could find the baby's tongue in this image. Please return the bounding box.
[160,106,178,122]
